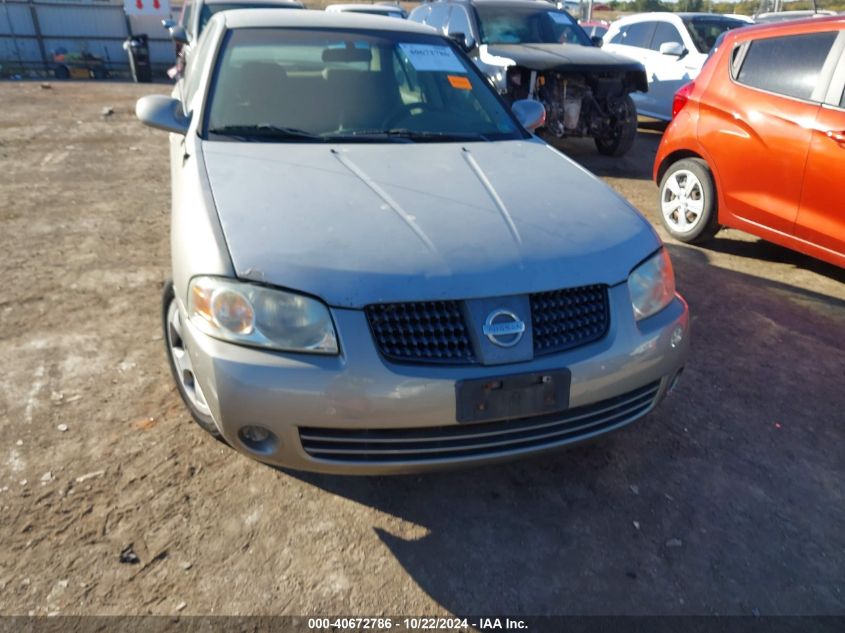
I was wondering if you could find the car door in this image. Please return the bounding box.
[445,5,476,49]
[176,0,193,53]
[794,32,845,261]
[603,21,657,113]
[647,21,699,120]
[697,30,837,236]
[407,4,430,25]
[423,3,452,34]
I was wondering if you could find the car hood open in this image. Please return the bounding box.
[485,43,646,74]
[202,138,659,308]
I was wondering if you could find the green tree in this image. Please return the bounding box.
[633,0,670,11]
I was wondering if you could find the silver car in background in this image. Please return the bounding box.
[136,11,689,474]
[163,0,303,76]
[325,3,407,19]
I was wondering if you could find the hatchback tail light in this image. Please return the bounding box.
[672,81,695,119]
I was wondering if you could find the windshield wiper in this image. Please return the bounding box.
[207,124,324,142]
[328,129,491,142]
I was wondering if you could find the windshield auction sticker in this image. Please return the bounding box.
[447,75,472,90]
[398,43,466,73]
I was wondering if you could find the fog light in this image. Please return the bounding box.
[238,425,278,455]
[670,326,684,348]
[241,426,269,442]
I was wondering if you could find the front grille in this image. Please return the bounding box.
[366,284,610,364]
[299,381,659,464]
[531,285,609,356]
[365,301,475,365]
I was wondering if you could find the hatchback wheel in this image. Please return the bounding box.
[659,158,719,243]
[162,281,222,439]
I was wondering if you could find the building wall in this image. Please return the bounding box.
[0,0,178,74]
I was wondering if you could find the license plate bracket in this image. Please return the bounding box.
[455,369,571,423]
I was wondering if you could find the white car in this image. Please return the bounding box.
[602,12,747,120]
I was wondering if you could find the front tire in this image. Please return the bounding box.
[162,281,222,439]
[595,94,638,157]
[658,158,719,243]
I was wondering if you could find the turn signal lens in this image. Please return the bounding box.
[672,81,695,119]
[190,283,213,325]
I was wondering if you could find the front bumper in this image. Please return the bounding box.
[181,284,689,474]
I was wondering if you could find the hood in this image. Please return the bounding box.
[484,43,646,75]
[202,139,659,308]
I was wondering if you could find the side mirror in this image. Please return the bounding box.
[590,35,603,48]
[169,24,189,45]
[512,99,546,132]
[659,42,686,57]
[448,31,476,52]
[161,18,176,29]
[136,95,191,135]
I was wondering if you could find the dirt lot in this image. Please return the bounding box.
[1,81,843,617]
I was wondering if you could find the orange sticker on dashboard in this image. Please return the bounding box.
[447,75,472,90]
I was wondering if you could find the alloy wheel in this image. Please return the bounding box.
[166,299,212,417]
[661,169,705,234]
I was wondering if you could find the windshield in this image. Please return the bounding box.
[199,3,300,36]
[475,5,591,46]
[682,17,745,53]
[205,28,526,143]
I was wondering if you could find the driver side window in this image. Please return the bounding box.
[183,22,219,111]
[426,4,451,32]
[612,21,656,50]
[447,7,472,38]
[180,0,193,31]
[650,22,683,51]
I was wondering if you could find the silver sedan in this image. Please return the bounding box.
[136,10,689,474]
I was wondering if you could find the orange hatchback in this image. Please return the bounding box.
[653,16,845,268]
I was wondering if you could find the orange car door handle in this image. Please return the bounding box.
[826,130,845,145]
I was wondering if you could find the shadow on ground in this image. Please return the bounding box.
[550,121,667,182]
[287,244,845,616]
[689,235,845,287]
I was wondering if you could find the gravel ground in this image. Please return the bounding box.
[0,81,843,617]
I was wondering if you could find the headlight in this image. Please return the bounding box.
[187,276,338,354]
[628,249,675,321]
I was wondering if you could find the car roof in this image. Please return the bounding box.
[610,12,681,24]
[477,0,557,4]
[675,12,745,18]
[219,8,435,31]
[614,11,746,22]
[327,3,403,10]
[205,0,303,6]
[443,0,561,6]
[721,13,845,42]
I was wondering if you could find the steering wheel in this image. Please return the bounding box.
[382,102,435,128]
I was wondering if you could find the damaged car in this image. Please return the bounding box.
[409,0,648,155]
[135,11,688,474]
